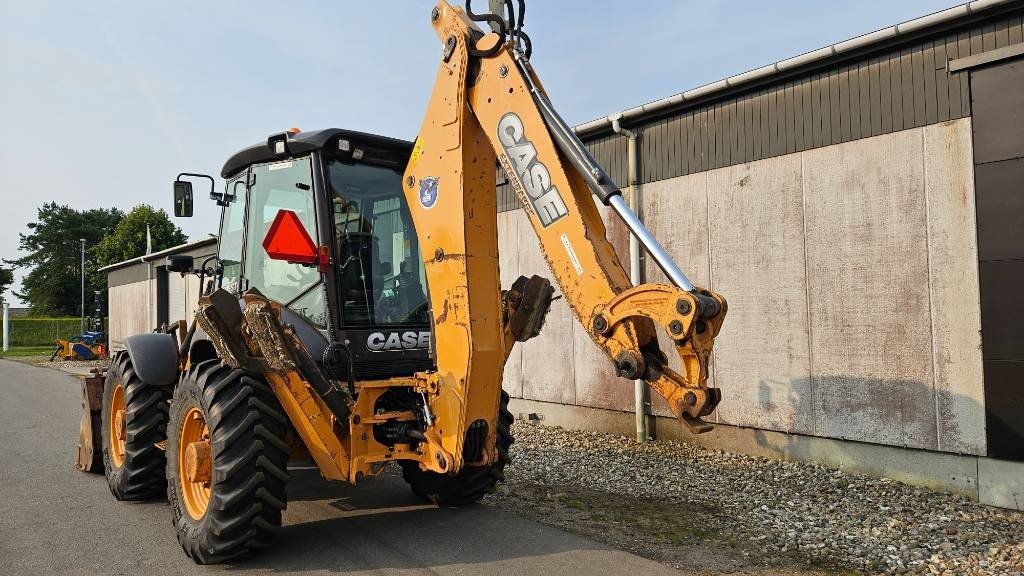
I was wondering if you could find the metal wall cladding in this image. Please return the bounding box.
[494,10,1024,212]
[490,9,1024,457]
[970,54,1024,461]
[975,158,1024,261]
[631,12,1022,184]
[970,60,1024,164]
[980,260,1024,362]
[983,359,1024,460]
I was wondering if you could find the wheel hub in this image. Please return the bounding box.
[184,440,212,484]
[108,382,127,467]
[113,409,125,441]
[178,408,212,520]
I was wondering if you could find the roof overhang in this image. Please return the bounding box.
[573,0,1021,136]
[98,237,218,273]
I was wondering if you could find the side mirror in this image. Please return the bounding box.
[175,172,216,211]
[166,254,194,274]
[379,261,393,277]
[173,181,194,217]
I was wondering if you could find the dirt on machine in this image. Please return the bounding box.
[77,0,728,564]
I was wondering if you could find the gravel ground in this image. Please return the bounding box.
[488,422,1024,575]
[45,358,109,370]
[13,355,109,371]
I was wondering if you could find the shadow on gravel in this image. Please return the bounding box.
[488,481,847,576]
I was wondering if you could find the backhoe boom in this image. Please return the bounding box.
[403,1,728,473]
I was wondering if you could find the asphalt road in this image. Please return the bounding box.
[0,359,679,576]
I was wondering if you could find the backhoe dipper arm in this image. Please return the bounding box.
[404,1,727,471]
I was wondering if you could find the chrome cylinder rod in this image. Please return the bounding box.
[607,194,695,293]
[512,53,697,294]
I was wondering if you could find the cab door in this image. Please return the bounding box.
[242,156,327,327]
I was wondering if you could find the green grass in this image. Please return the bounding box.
[0,345,56,358]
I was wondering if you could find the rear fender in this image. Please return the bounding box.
[123,333,179,386]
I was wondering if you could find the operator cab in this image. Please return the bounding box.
[205,128,433,380]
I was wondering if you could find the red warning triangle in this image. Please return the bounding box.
[262,209,317,264]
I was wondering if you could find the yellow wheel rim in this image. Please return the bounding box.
[108,383,126,468]
[178,407,212,520]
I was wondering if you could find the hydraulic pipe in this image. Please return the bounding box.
[610,116,648,443]
[606,195,695,293]
[513,54,697,293]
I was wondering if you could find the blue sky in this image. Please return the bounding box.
[0,0,957,306]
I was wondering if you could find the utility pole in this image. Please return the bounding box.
[2,301,9,352]
[80,238,86,335]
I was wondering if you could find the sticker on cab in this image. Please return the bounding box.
[419,176,439,209]
[409,137,424,165]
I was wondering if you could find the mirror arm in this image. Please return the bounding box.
[176,173,215,190]
[176,172,222,205]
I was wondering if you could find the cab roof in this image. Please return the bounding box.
[220,128,413,179]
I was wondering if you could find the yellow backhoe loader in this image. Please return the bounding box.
[79,1,727,563]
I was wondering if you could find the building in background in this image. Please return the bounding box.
[101,0,1024,509]
[99,237,216,351]
[6,307,32,318]
[496,0,1023,508]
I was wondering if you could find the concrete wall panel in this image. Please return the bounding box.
[803,129,937,450]
[642,173,712,288]
[496,120,984,457]
[924,118,985,455]
[573,202,635,413]
[642,173,712,417]
[516,211,575,405]
[108,280,149,351]
[185,274,202,319]
[497,210,524,399]
[707,156,813,433]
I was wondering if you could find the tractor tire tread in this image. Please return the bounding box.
[101,351,171,501]
[168,360,289,565]
[400,390,514,507]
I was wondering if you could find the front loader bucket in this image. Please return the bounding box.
[75,368,105,473]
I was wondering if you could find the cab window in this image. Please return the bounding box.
[243,157,326,325]
[328,160,428,327]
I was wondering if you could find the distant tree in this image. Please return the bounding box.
[0,266,13,304]
[92,205,188,267]
[4,203,123,317]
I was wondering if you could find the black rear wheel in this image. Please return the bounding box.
[100,351,171,500]
[400,391,514,506]
[167,360,290,564]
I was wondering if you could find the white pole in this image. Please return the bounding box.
[3,302,9,352]
[611,117,648,443]
[80,238,86,334]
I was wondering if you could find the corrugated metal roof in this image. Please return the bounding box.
[98,236,217,272]
[574,0,1020,135]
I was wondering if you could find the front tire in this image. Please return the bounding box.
[101,351,171,500]
[167,360,290,564]
[400,391,514,506]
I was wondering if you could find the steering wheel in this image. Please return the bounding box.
[400,301,430,323]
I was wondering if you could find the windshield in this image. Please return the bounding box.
[327,160,428,327]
